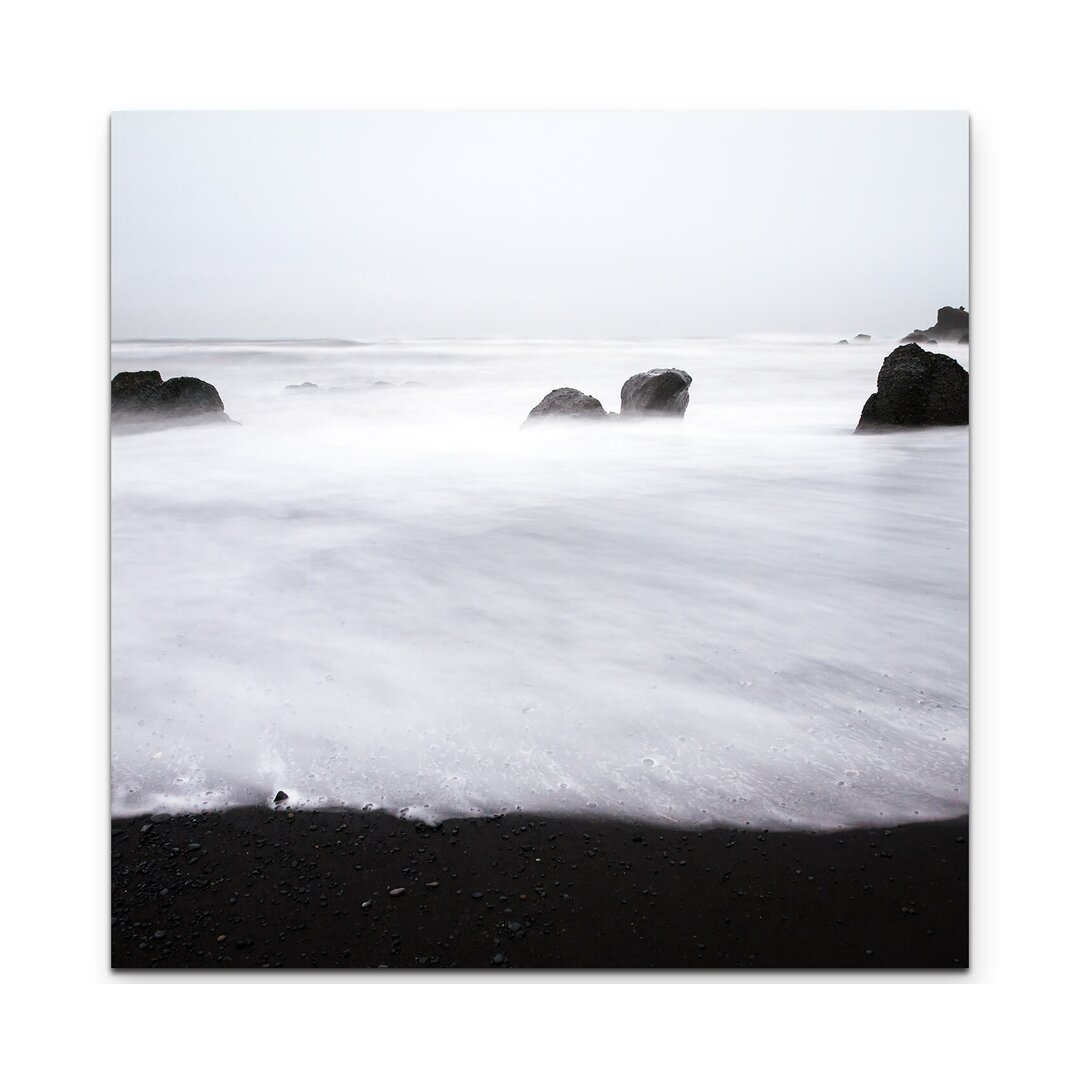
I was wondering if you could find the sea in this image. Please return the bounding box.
[111,336,969,827]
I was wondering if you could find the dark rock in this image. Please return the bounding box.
[620,369,692,418]
[900,305,968,344]
[112,371,228,426]
[523,387,608,425]
[836,339,849,345]
[855,344,968,433]
[273,791,289,804]
[925,306,969,342]
[957,332,969,345]
[154,377,225,418]
[852,334,872,342]
[285,382,319,391]
[112,370,164,411]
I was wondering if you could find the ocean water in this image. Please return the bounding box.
[110,337,969,827]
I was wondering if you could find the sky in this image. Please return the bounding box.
[111,111,968,340]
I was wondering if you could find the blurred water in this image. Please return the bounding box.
[111,337,968,827]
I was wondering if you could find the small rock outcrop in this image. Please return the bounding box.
[523,387,608,424]
[855,344,968,433]
[285,381,319,391]
[112,370,228,426]
[836,339,849,345]
[899,330,938,345]
[620,368,692,418]
[852,333,872,342]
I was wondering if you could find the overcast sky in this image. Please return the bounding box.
[111,111,968,340]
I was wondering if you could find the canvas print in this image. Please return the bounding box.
[110,111,968,969]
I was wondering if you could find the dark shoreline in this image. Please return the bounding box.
[112,808,967,970]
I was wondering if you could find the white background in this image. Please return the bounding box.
[2,0,1077,1074]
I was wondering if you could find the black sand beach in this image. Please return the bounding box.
[112,809,967,969]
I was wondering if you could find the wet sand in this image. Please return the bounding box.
[112,808,967,969]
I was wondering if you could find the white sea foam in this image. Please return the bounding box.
[111,337,968,827]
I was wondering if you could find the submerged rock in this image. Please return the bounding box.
[620,368,692,417]
[855,344,968,433]
[112,370,228,426]
[523,387,608,424]
[285,381,320,391]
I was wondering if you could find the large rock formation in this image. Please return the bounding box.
[855,344,968,433]
[523,387,608,424]
[620,368,692,418]
[112,370,228,426]
[926,306,969,341]
[900,305,968,344]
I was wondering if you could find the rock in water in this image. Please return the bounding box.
[852,333,872,342]
[925,305,969,342]
[285,381,319,391]
[855,344,968,433]
[899,305,969,344]
[620,368,692,417]
[112,370,165,411]
[899,330,938,345]
[153,376,225,417]
[523,387,608,424]
[112,371,228,426]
